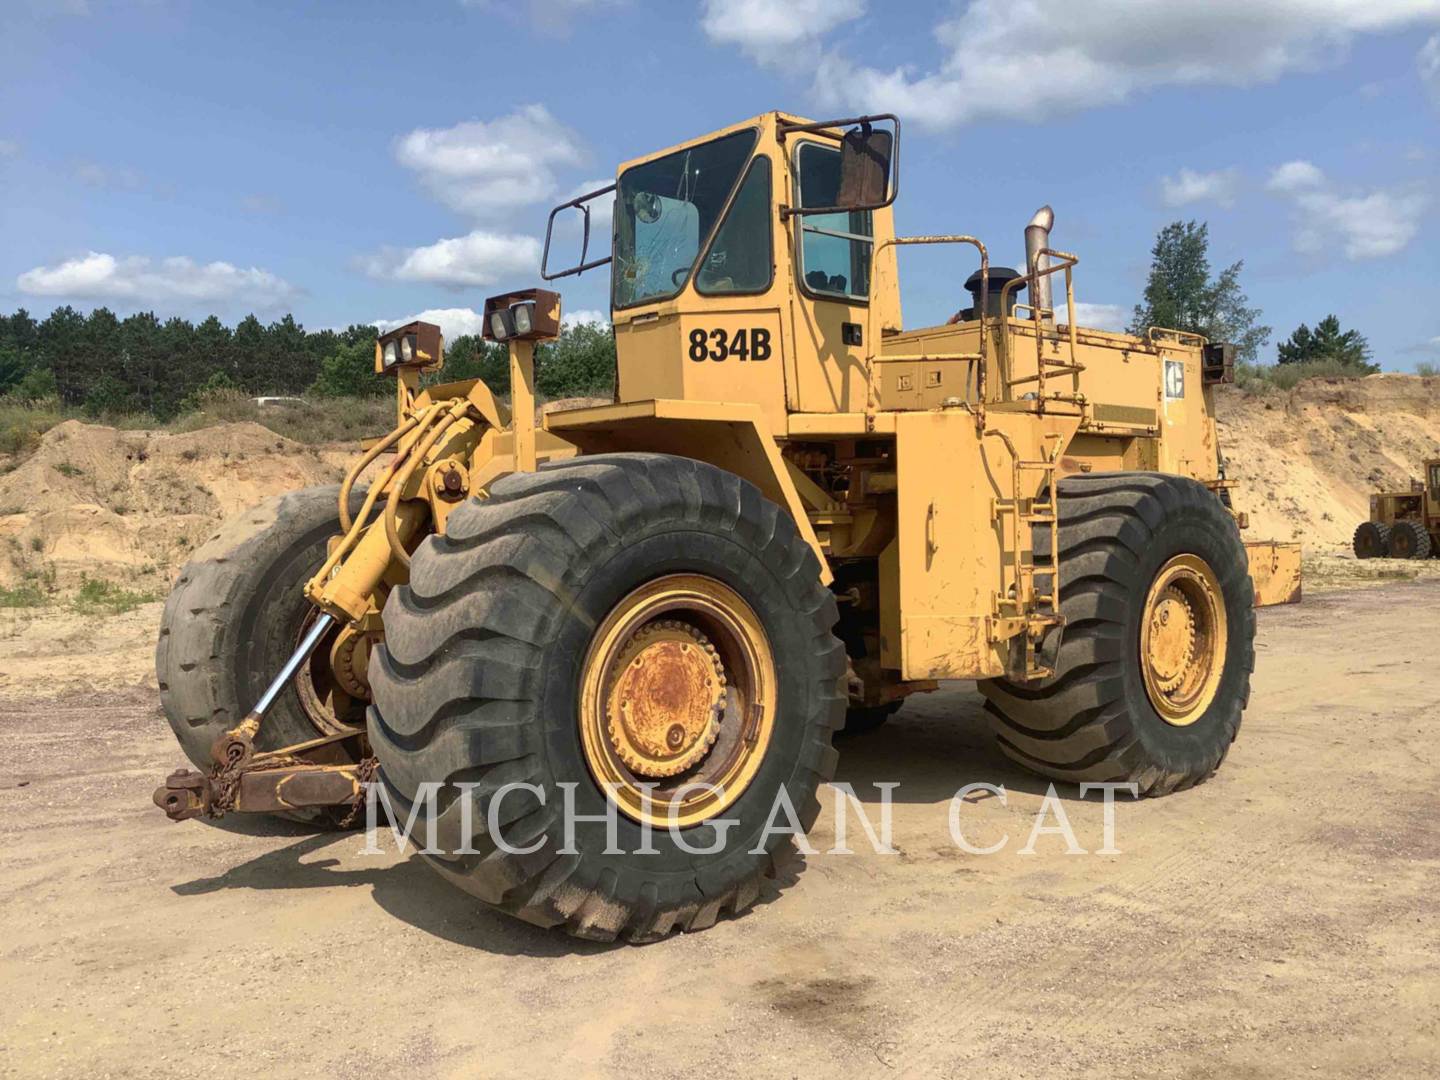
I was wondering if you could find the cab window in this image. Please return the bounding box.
[795,141,872,301]
[613,129,757,308]
[1430,463,1440,496]
[696,157,773,296]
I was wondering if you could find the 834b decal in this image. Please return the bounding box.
[688,327,772,362]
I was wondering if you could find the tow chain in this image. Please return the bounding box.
[338,757,380,828]
[207,752,307,817]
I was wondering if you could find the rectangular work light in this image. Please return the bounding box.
[482,288,563,343]
[374,320,443,375]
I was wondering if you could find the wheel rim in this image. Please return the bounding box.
[579,574,776,827]
[294,606,365,735]
[1140,554,1228,727]
[1393,529,1414,558]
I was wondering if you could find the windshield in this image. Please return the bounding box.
[613,129,758,308]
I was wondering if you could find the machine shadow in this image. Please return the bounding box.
[168,825,805,957]
[166,684,1093,955]
[833,683,1119,803]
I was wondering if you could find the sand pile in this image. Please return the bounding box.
[0,420,348,591]
[2,378,1437,593]
[1218,374,1440,550]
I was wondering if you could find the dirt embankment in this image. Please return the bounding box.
[0,420,350,592]
[1,377,1438,593]
[1218,374,1440,549]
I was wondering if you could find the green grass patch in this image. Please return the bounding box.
[1234,358,1374,394]
[164,389,396,444]
[70,577,159,615]
[0,397,66,455]
[0,581,49,608]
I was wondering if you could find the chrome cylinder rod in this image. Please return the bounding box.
[252,612,336,719]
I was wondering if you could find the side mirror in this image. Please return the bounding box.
[780,113,900,217]
[836,124,893,210]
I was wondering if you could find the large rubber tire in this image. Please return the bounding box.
[980,473,1256,797]
[156,485,364,821]
[1387,520,1432,560]
[367,454,844,943]
[1353,521,1391,559]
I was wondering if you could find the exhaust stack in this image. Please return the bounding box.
[1024,205,1054,324]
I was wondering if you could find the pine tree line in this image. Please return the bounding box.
[0,307,617,419]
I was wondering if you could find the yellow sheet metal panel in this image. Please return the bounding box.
[545,399,832,585]
[893,408,1080,680]
[1245,540,1302,607]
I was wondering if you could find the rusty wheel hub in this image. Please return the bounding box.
[1140,554,1228,727]
[578,574,776,827]
[605,620,727,778]
[1146,588,1197,694]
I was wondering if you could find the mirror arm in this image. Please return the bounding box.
[541,182,617,281]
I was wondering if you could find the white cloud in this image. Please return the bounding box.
[0,140,19,159]
[701,0,865,64]
[374,307,490,342]
[801,1,1440,131]
[1266,162,1427,260]
[1160,167,1240,208]
[1421,33,1440,101]
[374,305,610,343]
[561,178,614,236]
[394,105,586,217]
[1069,302,1128,331]
[17,252,298,307]
[563,308,609,327]
[72,161,145,190]
[359,229,542,288]
[1267,160,1326,192]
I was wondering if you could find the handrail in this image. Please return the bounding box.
[1147,326,1208,348]
[999,248,1082,406]
[541,182,617,281]
[865,234,989,431]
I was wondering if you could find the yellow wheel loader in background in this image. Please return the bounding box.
[152,112,1299,943]
[1353,459,1440,559]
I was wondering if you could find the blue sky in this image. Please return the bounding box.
[2,0,1439,367]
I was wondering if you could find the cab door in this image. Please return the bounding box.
[785,138,876,414]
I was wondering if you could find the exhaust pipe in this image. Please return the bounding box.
[1024,205,1054,323]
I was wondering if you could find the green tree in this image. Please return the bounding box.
[12,365,57,401]
[536,322,616,398]
[1130,221,1270,362]
[83,372,134,416]
[39,305,88,405]
[308,339,387,398]
[1276,314,1375,371]
[0,344,25,395]
[440,333,508,388]
[231,314,269,392]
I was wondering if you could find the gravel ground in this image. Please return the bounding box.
[1,582,1437,1078]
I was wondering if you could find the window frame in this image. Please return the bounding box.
[791,138,874,306]
[610,127,760,312]
[694,154,775,299]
